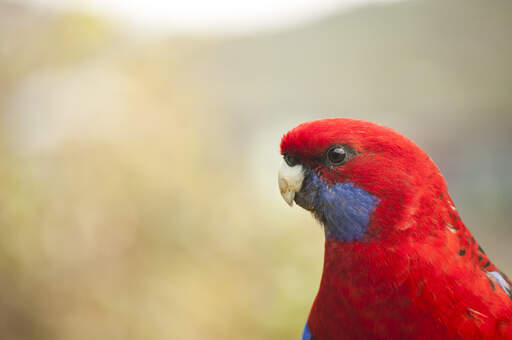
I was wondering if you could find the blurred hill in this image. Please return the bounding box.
[0,0,511,339]
[209,0,512,118]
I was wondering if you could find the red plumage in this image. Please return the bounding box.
[280,118,512,339]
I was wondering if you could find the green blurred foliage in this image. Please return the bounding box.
[0,0,511,339]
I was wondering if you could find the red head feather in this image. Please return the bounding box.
[281,118,451,240]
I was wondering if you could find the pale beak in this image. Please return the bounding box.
[278,160,305,206]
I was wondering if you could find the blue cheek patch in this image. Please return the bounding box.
[305,172,379,242]
[301,322,312,340]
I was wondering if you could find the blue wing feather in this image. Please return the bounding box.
[302,322,312,340]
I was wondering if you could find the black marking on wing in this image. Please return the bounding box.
[488,278,496,291]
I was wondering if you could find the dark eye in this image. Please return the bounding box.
[326,146,347,165]
[284,154,299,167]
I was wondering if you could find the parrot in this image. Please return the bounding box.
[277,118,512,340]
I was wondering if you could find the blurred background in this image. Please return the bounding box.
[0,0,511,339]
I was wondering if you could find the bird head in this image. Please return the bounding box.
[279,118,449,242]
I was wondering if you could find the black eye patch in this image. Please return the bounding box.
[284,154,300,167]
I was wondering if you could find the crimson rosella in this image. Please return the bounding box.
[278,118,512,339]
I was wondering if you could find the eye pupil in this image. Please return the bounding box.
[327,147,346,164]
[284,154,299,167]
